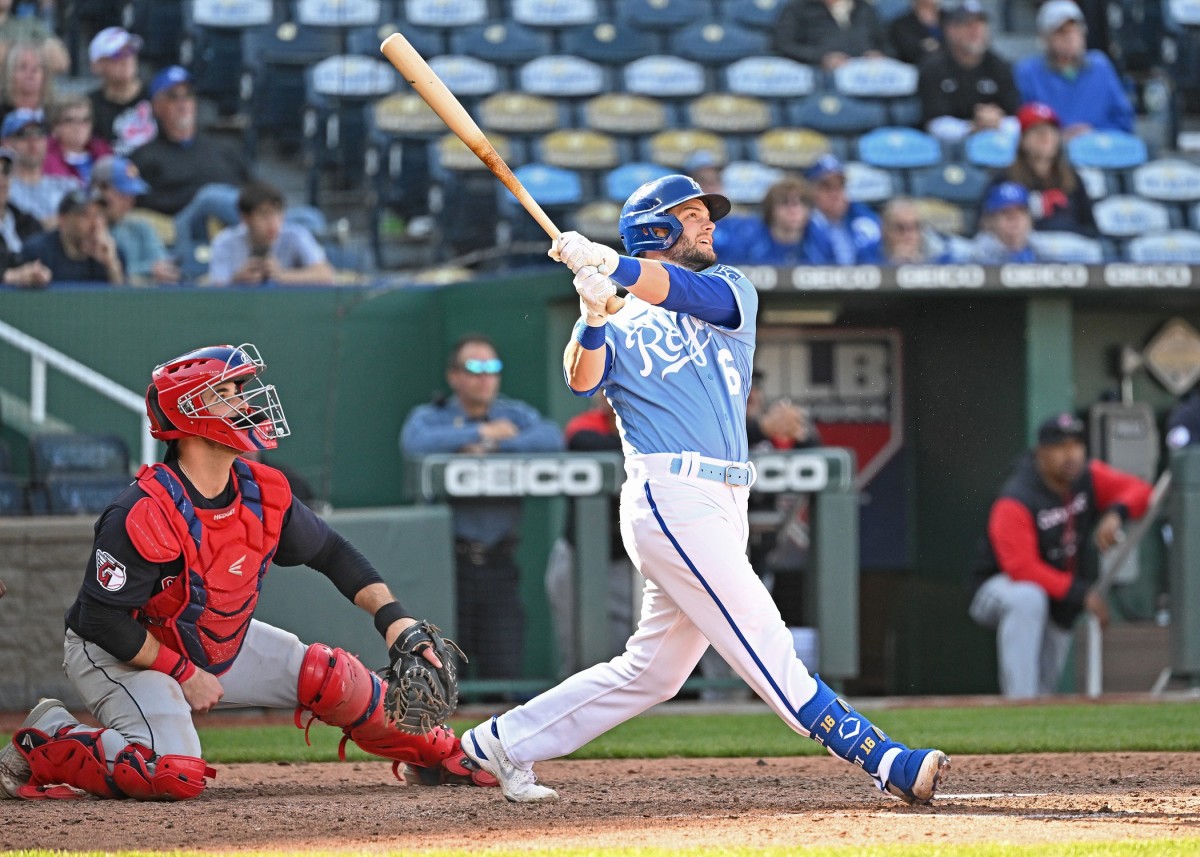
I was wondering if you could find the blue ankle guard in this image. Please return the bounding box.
[797,675,899,776]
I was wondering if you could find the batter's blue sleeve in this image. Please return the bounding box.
[659,266,740,328]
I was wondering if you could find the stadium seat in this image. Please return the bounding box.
[428,54,503,99]
[1131,158,1200,202]
[788,94,889,138]
[686,94,771,161]
[449,22,555,83]
[963,129,1017,169]
[518,55,608,99]
[605,161,674,203]
[725,56,815,102]
[645,129,726,170]
[558,21,664,67]
[832,56,919,99]
[1163,0,1200,98]
[498,162,584,249]
[910,197,967,236]
[1126,230,1200,263]
[582,93,668,138]
[617,0,703,31]
[185,0,276,116]
[296,0,384,27]
[431,132,514,258]
[0,440,23,515]
[717,0,787,31]
[571,199,622,244]
[537,128,622,198]
[29,433,132,516]
[908,163,990,205]
[1108,0,1167,73]
[844,161,896,205]
[1029,230,1108,263]
[1077,166,1112,201]
[42,474,137,516]
[668,23,770,81]
[1093,195,1173,238]
[721,160,785,205]
[478,92,563,136]
[1067,130,1149,188]
[512,0,601,29]
[623,55,707,99]
[751,128,832,171]
[347,23,445,60]
[1193,202,1200,231]
[404,0,488,28]
[856,126,942,170]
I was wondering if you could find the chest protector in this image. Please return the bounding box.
[132,459,291,675]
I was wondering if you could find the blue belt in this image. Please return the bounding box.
[669,457,753,487]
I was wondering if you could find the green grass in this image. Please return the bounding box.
[6,700,1196,764]
[5,843,1200,856]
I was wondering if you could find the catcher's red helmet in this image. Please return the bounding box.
[146,343,290,452]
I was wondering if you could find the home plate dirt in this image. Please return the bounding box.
[2,753,1198,851]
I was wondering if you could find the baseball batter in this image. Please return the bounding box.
[0,344,494,800]
[462,175,950,804]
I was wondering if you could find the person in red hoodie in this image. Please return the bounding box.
[968,412,1151,698]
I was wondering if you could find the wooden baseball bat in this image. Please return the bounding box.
[380,32,624,313]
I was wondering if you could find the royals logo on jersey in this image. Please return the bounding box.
[96,549,127,591]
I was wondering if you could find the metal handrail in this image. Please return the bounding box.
[0,318,156,465]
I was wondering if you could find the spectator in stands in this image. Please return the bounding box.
[131,66,251,275]
[770,0,890,71]
[19,187,125,284]
[43,95,111,185]
[0,144,49,287]
[968,181,1040,263]
[91,154,178,286]
[3,107,80,227]
[87,27,155,157]
[1014,1,1134,137]
[801,155,883,265]
[207,181,334,287]
[989,102,1096,235]
[918,0,1020,144]
[881,197,949,264]
[0,38,52,128]
[889,0,944,67]
[739,177,814,266]
[968,412,1151,698]
[0,2,68,76]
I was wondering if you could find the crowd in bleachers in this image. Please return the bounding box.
[0,0,1197,282]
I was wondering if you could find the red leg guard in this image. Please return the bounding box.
[16,727,214,801]
[111,744,216,801]
[296,643,496,786]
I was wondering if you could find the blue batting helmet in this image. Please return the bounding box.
[618,174,731,256]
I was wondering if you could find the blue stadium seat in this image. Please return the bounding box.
[241,23,346,155]
[717,0,786,31]
[1131,158,1200,202]
[42,474,136,516]
[296,0,385,27]
[30,433,130,482]
[512,0,601,29]
[1077,166,1112,202]
[617,0,707,31]
[844,161,896,205]
[1108,0,1167,72]
[450,22,555,81]
[428,54,503,100]
[605,161,674,203]
[1126,230,1200,263]
[1193,202,1200,231]
[908,163,990,206]
[623,55,706,99]
[559,21,663,67]
[1067,130,1149,191]
[1093,195,1173,238]
[347,24,445,60]
[721,160,785,205]
[404,0,487,28]
[788,93,889,138]
[499,162,584,253]
[832,56,919,99]
[855,126,942,171]
[1029,230,1108,263]
[725,56,815,109]
[518,55,608,98]
[185,0,276,116]
[963,129,1017,169]
[0,475,23,515]
[668,23,770,82]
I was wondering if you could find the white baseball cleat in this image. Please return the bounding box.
[461,716,559,803]
[0,698,67,799]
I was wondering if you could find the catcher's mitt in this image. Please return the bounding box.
[381,620,464,735]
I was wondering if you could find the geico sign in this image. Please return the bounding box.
[751,455,831,493]
[444,459,605,497]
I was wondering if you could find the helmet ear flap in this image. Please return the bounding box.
[145,384,178,436]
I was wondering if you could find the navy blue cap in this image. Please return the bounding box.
[1038,413,1086,446]
[149,65,193,100]
[804,154,844,182]
[983,181,1030,214]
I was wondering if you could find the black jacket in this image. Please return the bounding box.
[888,10,942,66]
[771,0,891,66]
[918,48,1019,125]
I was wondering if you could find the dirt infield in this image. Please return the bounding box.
[2,752,1198,851]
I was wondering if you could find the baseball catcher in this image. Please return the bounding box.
[0,343,495,801]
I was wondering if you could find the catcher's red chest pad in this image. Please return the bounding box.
[135,461,291,672]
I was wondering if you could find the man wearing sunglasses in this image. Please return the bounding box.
[400,335,563,683]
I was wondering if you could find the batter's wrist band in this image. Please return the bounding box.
[374,600,409,639]
[575,323,607,350]
[609,255,640,287]
[150,646,197,683]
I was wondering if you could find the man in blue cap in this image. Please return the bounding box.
[969,181,1039,263]
[129,66,251,275]
[2,108,82,228]
[92,154,179,285]
[800,155,883,265]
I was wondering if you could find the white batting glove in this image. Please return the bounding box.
[574,265,615,326]
[549,231,620,275]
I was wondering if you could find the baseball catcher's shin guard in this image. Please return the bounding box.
[14,727,213,800]
[296,642,497,787]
